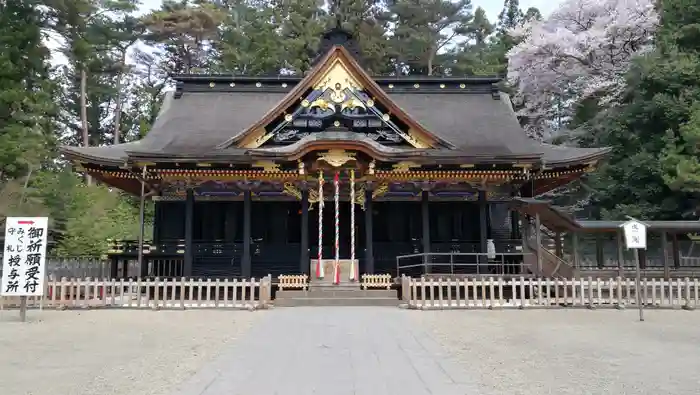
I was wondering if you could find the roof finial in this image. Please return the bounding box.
[335,13,342,30]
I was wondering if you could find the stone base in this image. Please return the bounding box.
[309,259,359,286]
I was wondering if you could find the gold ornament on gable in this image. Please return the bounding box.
[318,150,356,167]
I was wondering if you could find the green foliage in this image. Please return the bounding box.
[0,1,56,180]
[578,0,700,219]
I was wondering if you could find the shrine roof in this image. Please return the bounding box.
[61,76,609,167]
[60,27,609,168]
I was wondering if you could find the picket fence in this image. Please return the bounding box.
[401,276,700,310]
[0,276,272,310]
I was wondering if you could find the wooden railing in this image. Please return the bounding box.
[0,276,272,310]
[278,274,308,290]
[361,274,393,289]
[400,275,700,310]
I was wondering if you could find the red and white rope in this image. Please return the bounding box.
[333,171,340,284]
[316,170,324,279]
[349,169,356,281]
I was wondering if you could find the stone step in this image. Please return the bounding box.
[273,297,400,307]
[277,289,396,298]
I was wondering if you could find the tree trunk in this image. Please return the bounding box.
[80,68,91,185]
[427,51,435,76]
[113,53,126,145]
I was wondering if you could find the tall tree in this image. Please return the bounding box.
[142,0,226,75]
[328,0,392,74]
[274,0,326,74]
[506,0,658,140]
[576,0,697,220]
[387,0,472,76]
[658,0,700,200]
[215,0,283,75]
[0,0,55,182]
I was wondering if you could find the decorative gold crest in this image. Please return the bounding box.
[318,150,356,167]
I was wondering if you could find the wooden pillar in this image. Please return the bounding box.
[300,187,309,275]
[110,256,119,279]
[421,190,431,273]
[616,230,624,276]
[595,234,604,269]
[184,188,194,277]
[661,231,670,279]
[364,187,374,274]
[534,212,542,273]
[555,231,563,258]
[572,232,580,269]
[153,202,161,244]
[638,248,647,269]
[510,209,520,240]
[241,189,252,278]
[478,190,488,265]
[672,233,680,269]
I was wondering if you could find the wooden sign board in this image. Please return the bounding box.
[621,219,647,250]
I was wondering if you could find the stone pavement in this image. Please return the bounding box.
[171,307,481,395]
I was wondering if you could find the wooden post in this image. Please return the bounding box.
[364,186,374,274]
[661,231,670,279]
[596,234,604,269]
[617,230,624,277]
[555,231,563,258]
[535,212,542,273]
[421,190,431,273]
[672,233,680,269]
[19,296,27,322]
[241,189,252,278]
[479,190,488,266]
[137,171,147,273]
[572,233,580,269]
[184,188,194,277]
[300,187,309,275]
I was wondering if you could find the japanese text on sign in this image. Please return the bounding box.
[1,217,49,296]
[622,220,647,249]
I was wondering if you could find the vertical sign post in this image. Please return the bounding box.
[621,218,647,322]
[1,217,49,322]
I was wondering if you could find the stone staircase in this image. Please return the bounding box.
[274,283,399,307]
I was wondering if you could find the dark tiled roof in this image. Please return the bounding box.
[61,76,610,166]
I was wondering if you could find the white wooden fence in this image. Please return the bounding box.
[400,276,700,310]
[0,276,272,310]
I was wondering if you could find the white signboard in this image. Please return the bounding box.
[621,219,647,249]
[1,217,49,296]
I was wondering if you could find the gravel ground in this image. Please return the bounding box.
[410,309,700,395]
[0,309,261,395]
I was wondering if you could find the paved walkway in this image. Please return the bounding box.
[171,307,480,395]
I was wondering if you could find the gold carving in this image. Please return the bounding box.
[313,59,364,104]
[318,150,356,167]
[392,161,420,172]
[372,182,389,199]
[282,182,302,200]
[406,129,430,149]
[460,164,475,168]
[252,160,281,172]
[309,98,331,111]
[242,127,273,148]
[196,163,211,167]
[340,98,365,112]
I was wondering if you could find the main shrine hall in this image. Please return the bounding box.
[60,28,610,282]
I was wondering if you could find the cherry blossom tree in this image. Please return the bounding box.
[506,0,658,139]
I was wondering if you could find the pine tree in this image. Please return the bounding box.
[0,0,55,181]
[327,0,392,74]
[387,0,473,76]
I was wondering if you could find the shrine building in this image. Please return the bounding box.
[60,28,610,282]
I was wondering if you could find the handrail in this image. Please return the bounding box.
[396,252,531,277]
